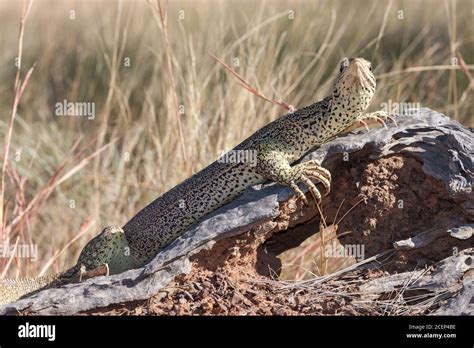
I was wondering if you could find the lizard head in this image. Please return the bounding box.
[77,226,137,275]
[332,57,376,114]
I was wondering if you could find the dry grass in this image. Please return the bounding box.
[0,0,472,278]
[252,250,454,315]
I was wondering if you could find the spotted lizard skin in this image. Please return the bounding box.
[0,58,391,304]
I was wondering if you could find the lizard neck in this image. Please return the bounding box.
[77,228,139,275]
[105,237,139,274]
[316,84,372,141]
[123,160,263,265]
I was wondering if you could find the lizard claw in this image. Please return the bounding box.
[301,159,331,196]
[289,181,309,205]
[387,113,398,127]
[288,160,332,204]
[357,110,397,130]
[356,119,370,132]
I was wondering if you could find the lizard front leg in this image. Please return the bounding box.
[54,263,109,286]
[255,148,331,204]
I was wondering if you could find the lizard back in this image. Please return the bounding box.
[123,99,330,264]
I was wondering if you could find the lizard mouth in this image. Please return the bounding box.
[353,60,375,91]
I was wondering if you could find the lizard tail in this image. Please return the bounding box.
[0,264,82,305]
[0,274,59,305]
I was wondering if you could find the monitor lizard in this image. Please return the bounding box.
[0,57,392,304]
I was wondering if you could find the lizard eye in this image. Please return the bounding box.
[368,64,372,71]
[339,63,346,73]
[339,58,350,73]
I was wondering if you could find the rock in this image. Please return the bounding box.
[393,225,470,250]
[434,278,473,315]
[449,224,473,240]
[0,108,472,315]
[360,249,473,299]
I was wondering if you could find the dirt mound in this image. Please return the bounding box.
[92,153,471,315]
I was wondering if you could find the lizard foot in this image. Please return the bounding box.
[288,160,331,205]
[78,263,109,282]
[358,110,397,129]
